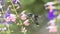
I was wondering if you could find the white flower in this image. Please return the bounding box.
[10,14,16,18]
[44,2,55,6]
[0,14,2,16]
[2,27,7,31]
[10,14,16,22]
[57,14,60,19]
[48,19,56,24]
[47,26,58,33]
[21,27,27,33]
[44,2,56,9]
[0,4,2,9]
[21,10,26,15]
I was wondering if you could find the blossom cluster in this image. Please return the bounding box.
[20,10,30,33]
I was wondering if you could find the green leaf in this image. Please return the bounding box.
[6,0,11,2]
[6,29,11,34]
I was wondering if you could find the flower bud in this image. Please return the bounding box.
[23,19,30,26]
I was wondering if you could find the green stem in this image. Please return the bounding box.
[10,0,24,34]
[24,32,26,34]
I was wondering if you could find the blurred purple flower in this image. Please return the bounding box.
[5,6,11,19]
[13,0,21,6]
[1,0,5,5]
[13,0,19,4]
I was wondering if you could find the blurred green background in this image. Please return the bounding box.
[0,0,60,34]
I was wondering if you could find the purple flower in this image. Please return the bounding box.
[5,7,11,18]
[47,9,57,20]
[5,8,11,22]
[13,0,18,4]
[1,0,5,5]
[13,0,21,5]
